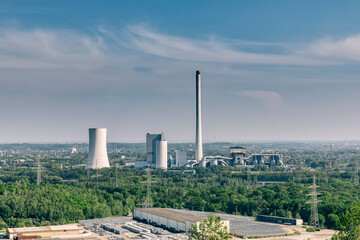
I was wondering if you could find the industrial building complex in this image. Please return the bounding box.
[130,71,285,169]
[6,207,335,240]
[5,208,305,239]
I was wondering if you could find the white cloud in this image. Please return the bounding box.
[235,90,284,107]
[0,25,359,73]
[0,28,109,69]
[125,25,334,66]
[305,34,360,61]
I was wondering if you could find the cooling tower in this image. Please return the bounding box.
[156,139,168,169]
[195,70,203,162]
[86,128,110,169]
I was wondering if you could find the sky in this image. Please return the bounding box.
[1,0,360,143]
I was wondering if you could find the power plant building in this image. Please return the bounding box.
[146,133,168,169]
[230,147,247,166]
[175,150,187,167]
[86,128,110,169]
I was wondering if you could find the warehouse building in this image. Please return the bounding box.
[133,208,229,233]
[6,224,85,239]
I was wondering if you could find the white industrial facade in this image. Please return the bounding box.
[86,128,110,169]
[146,133,168,169]
[134,208,230,233]
[133,208,199,233]
[156,139,168,169]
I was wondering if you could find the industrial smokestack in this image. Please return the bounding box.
[86,128,110,169]
[195,70,203,162]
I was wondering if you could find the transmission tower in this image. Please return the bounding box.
[247,171,251,189]
[136,164,154,208]
[354,163,359,184]
[145,164,152,208]
[96,158,99,190]
[330,144,333,169]
[115,158,118,188]
[354,146,359,184]
[37,155,41,185]
[306,175,322,228]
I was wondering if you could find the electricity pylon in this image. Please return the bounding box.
[37,155,41,185]
[354,163,359,184]
[115,158,118,188]
[146,165,152,208]
[137,164,155,208]
[306,175,322,228]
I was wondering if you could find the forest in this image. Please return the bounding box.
[0,164,359,231]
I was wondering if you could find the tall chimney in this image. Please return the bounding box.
[195,70,203,162]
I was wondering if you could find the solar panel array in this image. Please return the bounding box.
[172,209,288,237]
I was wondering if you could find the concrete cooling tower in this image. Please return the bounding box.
[86,128,110,169]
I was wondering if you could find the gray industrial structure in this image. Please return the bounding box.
[146,133,168,169]
[246,154,284,167]
[86,128,110,169]
[228,146,284,168]
[174,150,187,167]
[199,156,230,167]
[229,146,247,166]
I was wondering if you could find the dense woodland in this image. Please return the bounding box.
[0,162,359,231]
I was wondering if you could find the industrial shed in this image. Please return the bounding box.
[256,215,303,225]
[6,224,82,239]
[133,208,230,233]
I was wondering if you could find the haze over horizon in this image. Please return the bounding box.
[1,1,360,143]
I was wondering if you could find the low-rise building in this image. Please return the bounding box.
[133,208,230,233]
[6,224,83,239]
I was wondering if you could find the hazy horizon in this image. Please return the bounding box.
[0,139,359,145]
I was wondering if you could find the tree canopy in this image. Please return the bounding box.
[190,215,229,240]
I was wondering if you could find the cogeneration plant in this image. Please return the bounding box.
[146,133,168,169]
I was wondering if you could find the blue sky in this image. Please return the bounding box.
[1,1,360,142]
